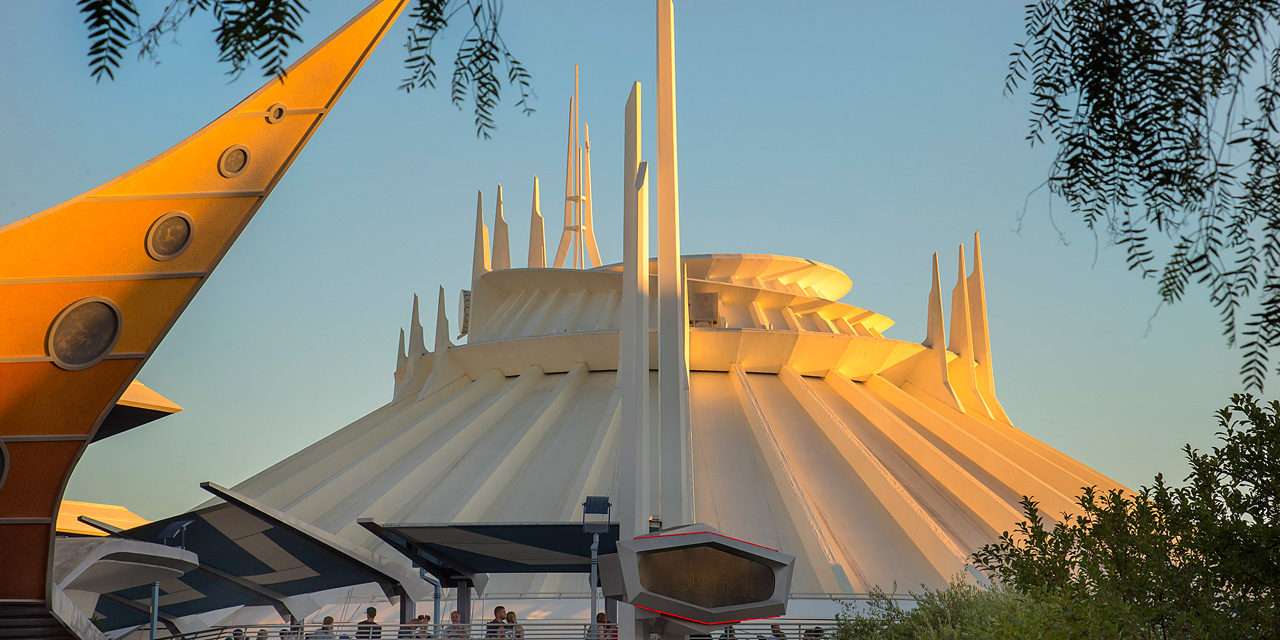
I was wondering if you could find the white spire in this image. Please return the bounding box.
[583,122,603,267]
[552,65,598,270]
[434,285,452,352]
[552,88,578,269]
[619,81,651,543]
[924,253,946,350]
[968,232,1012,422]
[472,190,491,288]
[396,327,407,373]
[492,184,511,271]
[949,245,974,361]
[656,0,693,525]
[407,292,425,356]
[949,244,993,418]
[529,176,547,268]
[914,253,964,411]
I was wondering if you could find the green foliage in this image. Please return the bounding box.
[78,0,139,82]
[1008,1,1280,390]
[837,581,1152,640]
[78,0,534,138]
[971,394,1280,637]
[841,395,1280,638]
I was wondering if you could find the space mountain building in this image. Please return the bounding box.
[224,64,1124,618]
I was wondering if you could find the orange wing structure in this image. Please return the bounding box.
[0,0,406,633]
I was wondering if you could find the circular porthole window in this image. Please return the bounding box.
[47,298,122,371]
[265,103,287,124]
[217,145,250,178]
[145,211,193,261]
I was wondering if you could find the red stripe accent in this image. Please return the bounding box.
[632,603,782,626]
[633,530,779,552]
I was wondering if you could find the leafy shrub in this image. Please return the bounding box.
[840,395,1280,639]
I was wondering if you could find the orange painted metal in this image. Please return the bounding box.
[0,0,407,629]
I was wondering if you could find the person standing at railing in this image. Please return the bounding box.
[309,616,338,640]
[599,613,618,640]
[406,614,432,639]
[357,607,382,639]
[502,610,523,640]
[444,610,468,640]
[484,606,507,640]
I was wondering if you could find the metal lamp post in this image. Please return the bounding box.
[582,496,612,638]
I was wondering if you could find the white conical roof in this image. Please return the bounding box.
[228,250,1122,601]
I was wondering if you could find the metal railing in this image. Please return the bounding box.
[156,619,840,640]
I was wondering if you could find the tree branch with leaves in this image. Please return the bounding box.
[1008,0,1280,390]
[77,0,533,138]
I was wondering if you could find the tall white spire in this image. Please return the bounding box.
[472,190,490,288]
[582,122,603,267]
[912,253,964,411]
[968,232,1012,423]
[552,72,579,269]
[619,81,651,542]
[492,184,510,271]
[656,0,693,525]
[551,65,602,270]
[949,245,993,418]
[528,176,546,268]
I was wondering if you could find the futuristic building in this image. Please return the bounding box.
[224,33,1124,613]
[0,0,1127,635]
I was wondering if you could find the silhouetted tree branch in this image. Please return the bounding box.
[78,0,533,138]
[1008,1,1280,391]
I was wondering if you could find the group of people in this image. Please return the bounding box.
[223,606,631,640]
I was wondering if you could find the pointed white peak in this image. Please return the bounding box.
[472,190,491,287]
[434,285,453,352]
[492,184,511,270]
[923,253,946,350]
[407,292,426,356]
[968,231,992,364]
[396,327,407,373]
[949,244,974,361]
[582,120,603,268]
[529,176,547,268]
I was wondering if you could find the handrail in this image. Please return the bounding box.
[157,619,841,640]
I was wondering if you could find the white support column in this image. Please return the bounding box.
[616,82,650,640]
[529,177,546,268]
[552,93,577,268]
[656,0,692,525]
[619,82,651,542]
[492,184,510,271]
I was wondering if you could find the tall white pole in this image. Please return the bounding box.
[656,0,692,525]
[617,80,650,640]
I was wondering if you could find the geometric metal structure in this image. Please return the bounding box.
[84,482,429,634]
[358,521,622,584]
[600,524,794,632]
[0,1,408,636]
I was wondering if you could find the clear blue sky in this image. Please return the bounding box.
[1,1,1266,518]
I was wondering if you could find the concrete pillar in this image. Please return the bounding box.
[399,587,416,625]
[457,582,472,624]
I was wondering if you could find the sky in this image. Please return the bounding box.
[1,1,1269,519]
